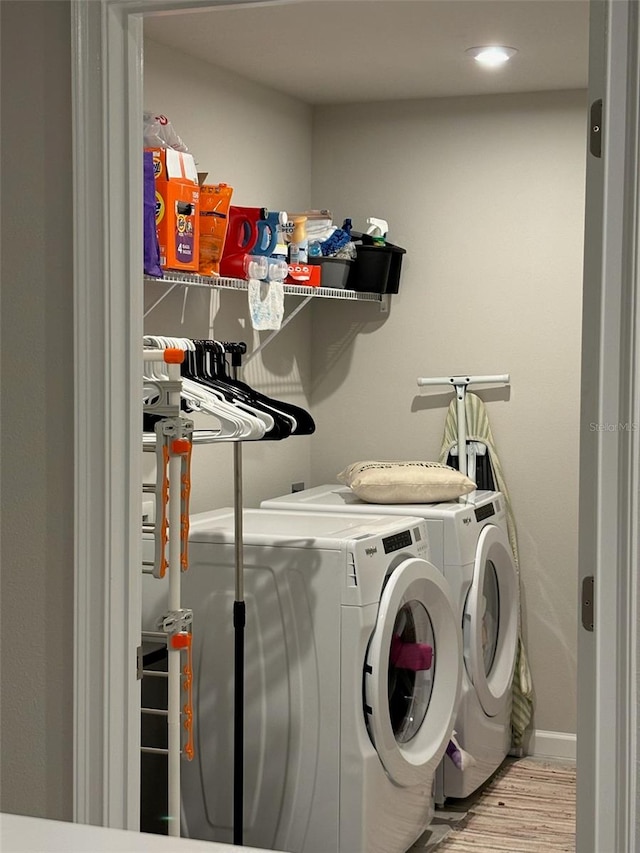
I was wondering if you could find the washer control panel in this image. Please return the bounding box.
[382,529,413,554]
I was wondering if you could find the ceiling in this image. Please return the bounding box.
[143,0,590,105]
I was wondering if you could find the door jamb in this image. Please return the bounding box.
[72,0,639,844]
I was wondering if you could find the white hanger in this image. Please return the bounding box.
[203,341,278,433]
[164,335,267,441]
[145,335,249,440]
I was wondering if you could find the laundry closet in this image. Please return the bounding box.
[142,0,586,834]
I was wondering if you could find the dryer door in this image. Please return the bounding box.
[463,524,519,718]
[364,557,461,788]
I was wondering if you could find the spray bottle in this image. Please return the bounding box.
[366,217,389,246]
[288,215,308,263]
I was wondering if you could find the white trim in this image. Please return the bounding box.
[577,1,639,851]
[72,0,307,831]
[72,0,639,843]
[526,730,576,763]
[73,0,144,828]
[631,101,640,852]
[73,0,108,825]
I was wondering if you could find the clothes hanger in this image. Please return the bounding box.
[200,339,315,437]
[171,337,274,440]
[143,336,265,441]
[185,340,292,441]
[162,335,267,442]
[207,341,296,435]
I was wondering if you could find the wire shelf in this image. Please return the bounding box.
[144,272,383,303]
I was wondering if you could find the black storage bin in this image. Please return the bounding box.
[347,232,406,293]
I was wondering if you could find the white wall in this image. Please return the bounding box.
[144,39,314,510]
[310,90,586,737]
[0,0,74,820]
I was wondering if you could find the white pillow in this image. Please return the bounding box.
[336,460,476,504]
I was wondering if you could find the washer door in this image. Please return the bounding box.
[364,557,461,788]
[463,524,519,718]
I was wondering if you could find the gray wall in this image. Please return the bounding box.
[310,90,586,736]
[0,0,74,820]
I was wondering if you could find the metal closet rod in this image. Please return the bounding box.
[190,339,247,355]
[231,348,245,847]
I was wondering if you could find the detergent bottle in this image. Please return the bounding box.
[219,205,261,277]
[198,183,233,277]
[253,209,284,257]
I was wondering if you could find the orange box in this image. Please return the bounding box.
[147,148,200,272]
[147,147,198,184]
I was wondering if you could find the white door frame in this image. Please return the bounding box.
[71,0,306,831]
[577,2,639,850]
[72,0,639,846]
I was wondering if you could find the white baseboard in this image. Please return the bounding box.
[524,729,576,761]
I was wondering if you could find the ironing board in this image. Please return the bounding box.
[416,373,534,748]
[416,374,510,477]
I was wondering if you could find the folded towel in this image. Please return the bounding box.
[390,634,433,671]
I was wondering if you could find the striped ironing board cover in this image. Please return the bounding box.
[439,392,534,748]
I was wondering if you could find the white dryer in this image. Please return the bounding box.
[142,508,461,853]
[260,487,519,801]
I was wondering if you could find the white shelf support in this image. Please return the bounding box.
[144,274,387,360]
[144,282,180,319]
[244,294,314,365]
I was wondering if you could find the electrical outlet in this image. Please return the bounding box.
[291,482,305,493]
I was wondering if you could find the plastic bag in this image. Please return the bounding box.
[143,111,188,152]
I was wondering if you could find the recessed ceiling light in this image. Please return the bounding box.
[465,46,518,68]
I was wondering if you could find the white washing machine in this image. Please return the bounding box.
[142,508,462,852]
[260,487,519,801]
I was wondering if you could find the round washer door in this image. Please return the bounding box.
[364,557,461,788]
[463,523,519,718]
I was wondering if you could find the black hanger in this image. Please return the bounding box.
[183,341,291,440]
[204,341,315,437]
